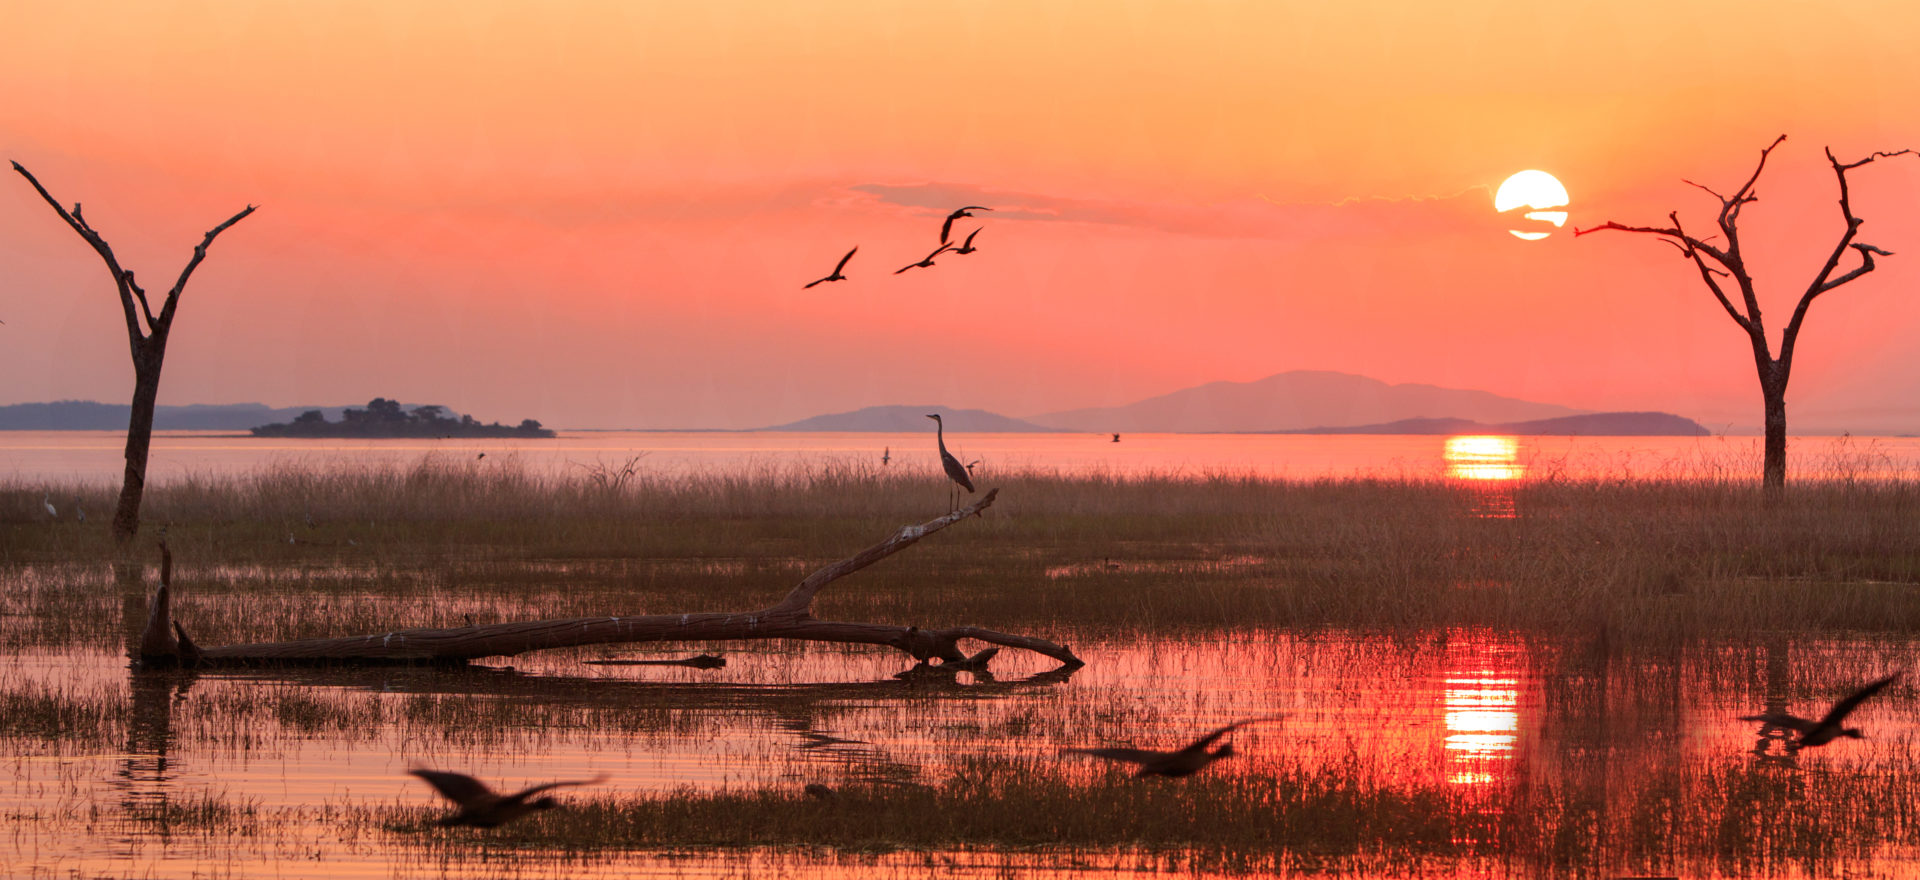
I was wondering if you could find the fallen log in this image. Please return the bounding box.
[137,488,1083,671]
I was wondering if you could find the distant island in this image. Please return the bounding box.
[251,398,555,439]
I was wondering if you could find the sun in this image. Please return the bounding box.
[1494,170,1569,241]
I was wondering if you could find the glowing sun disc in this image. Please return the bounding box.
[1495,170,1569,240]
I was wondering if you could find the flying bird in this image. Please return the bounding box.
[925,413,975,509]
[940,206,992,244]
[895,243,956,274]
[952,228,982,255]
[1740,673,1900,751]
[408,768,609,828]
[1062,716,1287,778]
[804,246,858,288]
[881,446,891,466]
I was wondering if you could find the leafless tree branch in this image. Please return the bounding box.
[12,161,146,342]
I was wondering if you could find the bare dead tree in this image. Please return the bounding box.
[1576,136,1915,491]
[11,162,256,541]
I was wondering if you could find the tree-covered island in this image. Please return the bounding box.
[250,398,555,438]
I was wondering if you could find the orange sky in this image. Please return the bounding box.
[4,1,1920,430]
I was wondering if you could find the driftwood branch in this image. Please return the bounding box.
[138,489,1084,671]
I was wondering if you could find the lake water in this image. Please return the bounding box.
[6,429,1920,484]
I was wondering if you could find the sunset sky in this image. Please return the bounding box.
[4,1,1919,431]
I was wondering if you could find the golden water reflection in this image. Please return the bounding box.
[1444,435,1524,481]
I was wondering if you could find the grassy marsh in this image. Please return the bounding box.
[7,459,1920,877]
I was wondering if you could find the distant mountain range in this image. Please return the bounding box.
[0,400,430,431]
[1030,370,1586,433]
[1283,412,1710,437]
[3,371,1713,436]
[766,406,1054,432]
[762,372,1709,436]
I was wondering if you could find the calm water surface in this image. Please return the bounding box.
[7,429,1920,484]
[5,621,1917,878]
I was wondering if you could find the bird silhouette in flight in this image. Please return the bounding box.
[952,228,982,255]
[925,413,975,509]
[408,769,609,828]
[940,206,992,244]
[895,243,956,274]
[804,246,858,288]
[1063,716,1287,778]
[1740,673,1900,751]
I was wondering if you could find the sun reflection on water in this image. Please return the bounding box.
[1441,642,1524,786]
[1444,436,1524,481]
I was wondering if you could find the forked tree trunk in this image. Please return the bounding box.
[1761,373,1788,494]
[115,358,165,540]
[136,489,1084,671]
[10,161,254,543]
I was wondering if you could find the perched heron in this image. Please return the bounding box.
[1740,673,1900,751]
[939,206,992,244]
[952,228,982,255]
[408,768,608,828]
[895,243,955,274]
[42,493,56,519]
[804,246,858,289]
[1063,716,1287,778]
[925,413,975,510]
[73,499,85,523]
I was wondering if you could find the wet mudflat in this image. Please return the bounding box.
[7,465,1920,877]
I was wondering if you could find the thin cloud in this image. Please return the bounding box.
[850,182,1491,240]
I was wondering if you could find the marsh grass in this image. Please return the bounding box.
[7,458,1920,647]
[378,753,1920,878]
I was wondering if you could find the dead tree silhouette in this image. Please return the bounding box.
[1576,136,1914,492]
[11,162,256,541]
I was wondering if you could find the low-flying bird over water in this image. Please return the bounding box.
[940,206,991,244]
[1739,673,1900,751]
[408,768,609,828]
[926,413,975,508]
[804,246,858,288]
[952,228,982,255]
[1063,716,1287,778]
[896,243,955,274]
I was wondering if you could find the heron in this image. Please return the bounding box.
[1740,672,1900,751]
[73,499,85,523]
[952,228,982,255]
[940,206,992,244]
[408,768,609,828]
[1062,715,1288,778]
[804,246,858,288]
[925,413,975,510]
[895,243,955,274]
[42,493,56,519]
